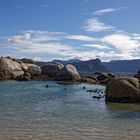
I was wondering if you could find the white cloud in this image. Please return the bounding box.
[82,18,115,32]
[100,33,140,60]
[102,34,140,50]
[132,33,140,40]
[64,35,96,41]
[8,30,64,46]
[8,41,74,56]
[4,30,140,62]
[82,44,110,49]
[93,8,117,15]
[93,7,126,16]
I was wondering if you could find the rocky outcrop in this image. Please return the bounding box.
[96,73,108,81]
[27,65,41,76]
[96,73,116,85]
[0,57,24,80]
[42,63,64,77]
[106,77,140,103]
[55,64,81,81]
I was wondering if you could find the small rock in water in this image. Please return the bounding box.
[83,86,86,89]
[64,87,67,90]
[92,96,102,100]
[46,85,49,88]
[86,89,92,92]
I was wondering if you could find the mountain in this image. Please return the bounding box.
[53,58,81,64]
[53,58,108,75]
[35,58,108,75]
[35,58,140,75]
[35,61,47,67]
[103,59,140,74]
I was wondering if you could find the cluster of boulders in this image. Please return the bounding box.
[0,57,82,82]
[0,56,116,84]
[0,57,44,81]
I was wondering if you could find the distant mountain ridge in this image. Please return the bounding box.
[53,58,108,74]
[35,58,108,75]
[35,58,140,75]
[103,59,140,74]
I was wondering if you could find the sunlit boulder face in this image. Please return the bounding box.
[42,63,64,77]
[20,62,39,72]
[0,57,24,80]
[106,77,140,103]
[27,65,41,76]
[55,64,81,81]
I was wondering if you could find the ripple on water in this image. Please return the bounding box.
[0,81,139,140]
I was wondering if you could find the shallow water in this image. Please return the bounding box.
[0,81,139,140]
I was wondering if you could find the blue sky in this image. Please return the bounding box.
[0,0,140,61]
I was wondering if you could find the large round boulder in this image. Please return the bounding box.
[0,57,24,80]
[42,63,64,77]
[96,73,108,81]
[96,73,116,85]
[20,63,38,72]
[27,65,41,76]
[55,64,81,81]
[106,77,140,103]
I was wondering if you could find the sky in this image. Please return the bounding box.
[0,0,140,62]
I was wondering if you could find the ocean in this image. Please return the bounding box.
[0,81,139,140]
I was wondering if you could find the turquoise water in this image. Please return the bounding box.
[0,81,139,140]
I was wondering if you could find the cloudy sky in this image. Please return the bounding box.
[0,0,140,61]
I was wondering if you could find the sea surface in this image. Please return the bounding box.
[0,81,139,140]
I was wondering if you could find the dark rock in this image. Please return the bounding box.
[21,58,34,64]
[27,65,41,76]
[106,77,140,103]
[134,74,140,80]
[96,73,108,81]
[83,86,86,89]
[15,75,31,81]
[42,63,64,77]
[99,78,111,85]
[107,73,116,78]
[92,96,102,100]
[15,72,31,81]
